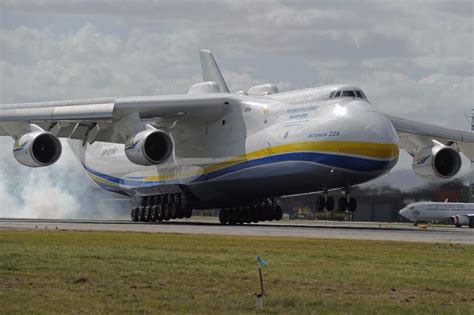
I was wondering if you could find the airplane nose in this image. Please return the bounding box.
[334,100,400,172]
[342,100,399,145]
[399,208,408,220]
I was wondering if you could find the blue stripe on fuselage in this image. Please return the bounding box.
[83,152,397,189]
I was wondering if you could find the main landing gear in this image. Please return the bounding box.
[131,194,192,223]
[219,200,283,225]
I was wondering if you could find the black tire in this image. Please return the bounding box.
[156,204,163,221]
[138,207,145,221]
[149,206,156,222]
[273,205,283,221]
[348,198,357,212]
[152,206,160,222]
[219,209,227,224]
[234,208,243,224]
[325,197,335,211]
[170,204,177,219]
[145,206,151,222]
[176,203,184,219]
[256,206,264,222]
[184,207,192,219]
[250,206,259,223]
[316,196,325,212]
[243,207,252,224]
[131,208,139,222]
[162,204,170,221]
[264,206,273,221]
[228,210,237,225]
[338,198,348,212]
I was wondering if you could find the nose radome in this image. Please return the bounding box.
[337,100,399,145]
[399,208,408,219]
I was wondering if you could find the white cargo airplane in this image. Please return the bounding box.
[399,201,474,228]
[1,50,474,224]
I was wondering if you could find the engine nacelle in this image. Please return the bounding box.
[412,144,461,180]
[449,215,470,227]
[125,129,173,166]
[13,131,62,167]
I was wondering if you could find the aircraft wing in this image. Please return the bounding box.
[387,115,474,160]
[0,93,234,143]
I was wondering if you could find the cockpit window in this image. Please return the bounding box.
[330,89,367,99]
[342,90,356,97]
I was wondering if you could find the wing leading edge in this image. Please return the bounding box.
[387,115,474,161]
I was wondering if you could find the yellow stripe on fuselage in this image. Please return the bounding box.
[143,141,399,182]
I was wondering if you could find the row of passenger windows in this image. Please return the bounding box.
[329,90,366,99]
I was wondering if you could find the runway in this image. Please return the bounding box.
[1,218,473,244]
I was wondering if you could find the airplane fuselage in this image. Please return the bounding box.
[78,84,399,208]
[399,201,474,227]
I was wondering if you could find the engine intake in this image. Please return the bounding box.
[412,143,461,180]
[125,129,173,166]
[13,131,62,167]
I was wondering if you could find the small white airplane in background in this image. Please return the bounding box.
[1,50,474,224]
[399,201,474,228]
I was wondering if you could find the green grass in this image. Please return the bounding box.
[0,230,473,314]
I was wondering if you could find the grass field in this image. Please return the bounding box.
[0,230,473,314]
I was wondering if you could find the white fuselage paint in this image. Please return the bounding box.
[76,84,400,207]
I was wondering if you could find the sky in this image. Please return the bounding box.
[0,1,473,217]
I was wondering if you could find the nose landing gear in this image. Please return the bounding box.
[315,188,357,217]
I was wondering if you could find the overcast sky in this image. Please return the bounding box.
[0,1,473,216]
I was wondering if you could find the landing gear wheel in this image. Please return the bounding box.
[230,210,239,225]
[243,207,252,224]
[150,206,157,222]
[176,203,184,219]
[138,207,145,221]
[183,208,192,219]
[131,208,138,222]
[250,206,259,223]
[338,198,348,212]
[348,198,357,212]
[273,205,283,221]
[325,197,335,211]
[170,204,177,219]
[256,206,264,222]
[162,204,171,221]
[264,206,273,221]
[316,196,325,212]
[219,209,227,224]
[156,204,163,221]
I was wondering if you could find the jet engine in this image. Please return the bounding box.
[13,131,62,167]
[449,215,470,227]
[412,143,461,180]
[125,129,173,166]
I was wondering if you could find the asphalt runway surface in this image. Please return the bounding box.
[1,218,473,244]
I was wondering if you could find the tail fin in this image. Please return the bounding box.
[199,50,230,93]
